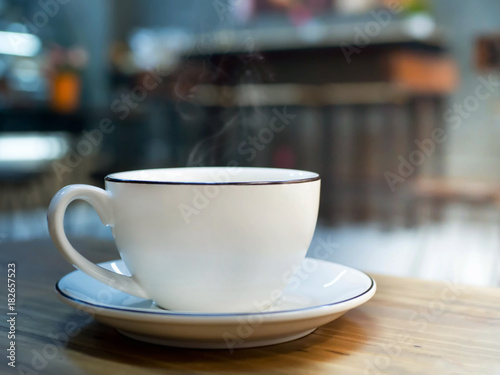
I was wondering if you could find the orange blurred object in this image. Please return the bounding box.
[50,71,81,113]
[388,51,459,94]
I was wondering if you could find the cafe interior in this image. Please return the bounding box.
[2,0,500,287]
[1,0,500,372]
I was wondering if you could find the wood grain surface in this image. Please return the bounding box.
[0,238,499,374]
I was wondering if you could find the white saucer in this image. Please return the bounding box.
[56,258,376,349]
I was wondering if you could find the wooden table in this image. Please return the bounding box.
[1,238,499,374]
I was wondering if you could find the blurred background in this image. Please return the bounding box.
[1,0,500,287]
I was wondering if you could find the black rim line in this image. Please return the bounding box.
[54,273,375,318]
[105,175,320,186]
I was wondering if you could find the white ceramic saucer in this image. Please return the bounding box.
[56,258,376,349]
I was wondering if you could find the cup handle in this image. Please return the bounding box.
[48,184,148,299]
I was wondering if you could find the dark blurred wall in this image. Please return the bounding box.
[64,0,112,108]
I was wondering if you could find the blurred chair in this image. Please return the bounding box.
[408,177,500,223]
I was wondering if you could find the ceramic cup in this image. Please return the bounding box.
[48,167,320,313]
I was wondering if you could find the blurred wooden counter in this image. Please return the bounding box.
[1,238,499,374]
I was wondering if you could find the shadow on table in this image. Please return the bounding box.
[63,314,371,372]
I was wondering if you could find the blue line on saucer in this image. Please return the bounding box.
[54,276,375,317]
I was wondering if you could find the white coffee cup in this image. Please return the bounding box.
[48,167,320,313]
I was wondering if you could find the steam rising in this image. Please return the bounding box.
[175,51,273,167]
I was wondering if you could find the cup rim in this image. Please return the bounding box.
[105,167,320,186]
